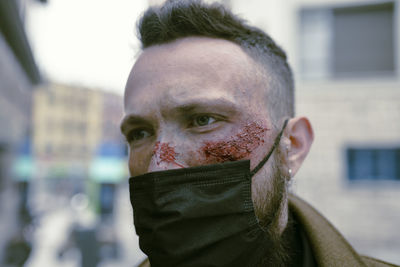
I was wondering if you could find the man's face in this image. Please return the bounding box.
[121,37,283,222]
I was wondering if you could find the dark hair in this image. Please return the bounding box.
[137,0,294,123]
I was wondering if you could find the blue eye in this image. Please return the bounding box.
[127,129,152,142]
[193,115,216,127]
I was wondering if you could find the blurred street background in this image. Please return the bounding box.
[0,0,399,266]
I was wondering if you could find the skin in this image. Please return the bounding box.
[121,37,314,234]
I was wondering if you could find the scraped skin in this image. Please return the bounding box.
[153,141,185,168]
[202,122,269,164]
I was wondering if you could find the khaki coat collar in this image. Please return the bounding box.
[289,194,367,267]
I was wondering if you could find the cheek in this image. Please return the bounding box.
[128,146,153,176]
[128,149,136,175]
[199,122,269,164]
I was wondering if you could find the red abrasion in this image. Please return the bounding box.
[153,141,185,168]
[202,122,269,163]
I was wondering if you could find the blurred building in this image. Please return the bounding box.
[33,84,102,180]
[30,84,128,266]
[32,83,125,184]
[32,83,126,210]
[0,0,42,265]
[227,0,400,264]
[101,91,125,144]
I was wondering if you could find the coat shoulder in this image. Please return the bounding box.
[362,256,399,267]
[137,258,150,267]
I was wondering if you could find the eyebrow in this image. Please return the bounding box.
[120,98,239,135]
[120,115,151,136]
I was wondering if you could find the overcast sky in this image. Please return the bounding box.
[26,0,148,95]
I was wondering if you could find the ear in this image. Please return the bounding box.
[281,117,314,178]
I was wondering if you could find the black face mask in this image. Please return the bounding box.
[129,119,288,267]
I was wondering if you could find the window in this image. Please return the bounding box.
[299,2,395,79]
[346,147,400,181]
[333,3,395,77]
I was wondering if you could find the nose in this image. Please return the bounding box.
[147,141,186,172]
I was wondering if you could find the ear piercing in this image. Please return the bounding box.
[287,145,292,177]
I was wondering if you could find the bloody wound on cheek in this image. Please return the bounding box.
[202,122,269,163]
[153,141,185,168]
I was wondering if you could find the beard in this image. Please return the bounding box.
[252,149,296,267]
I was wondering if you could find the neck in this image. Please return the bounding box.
[272,193,289,235]
[256,187,305,267]
[257,211,303,267]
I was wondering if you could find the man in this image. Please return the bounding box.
[120,0,397,266]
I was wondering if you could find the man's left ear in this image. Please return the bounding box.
[282,116,314,178]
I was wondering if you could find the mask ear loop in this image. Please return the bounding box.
[249,119,289,178]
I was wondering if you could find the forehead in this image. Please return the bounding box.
[124,37,267,114]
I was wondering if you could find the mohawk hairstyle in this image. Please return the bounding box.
[137,0,294,122]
